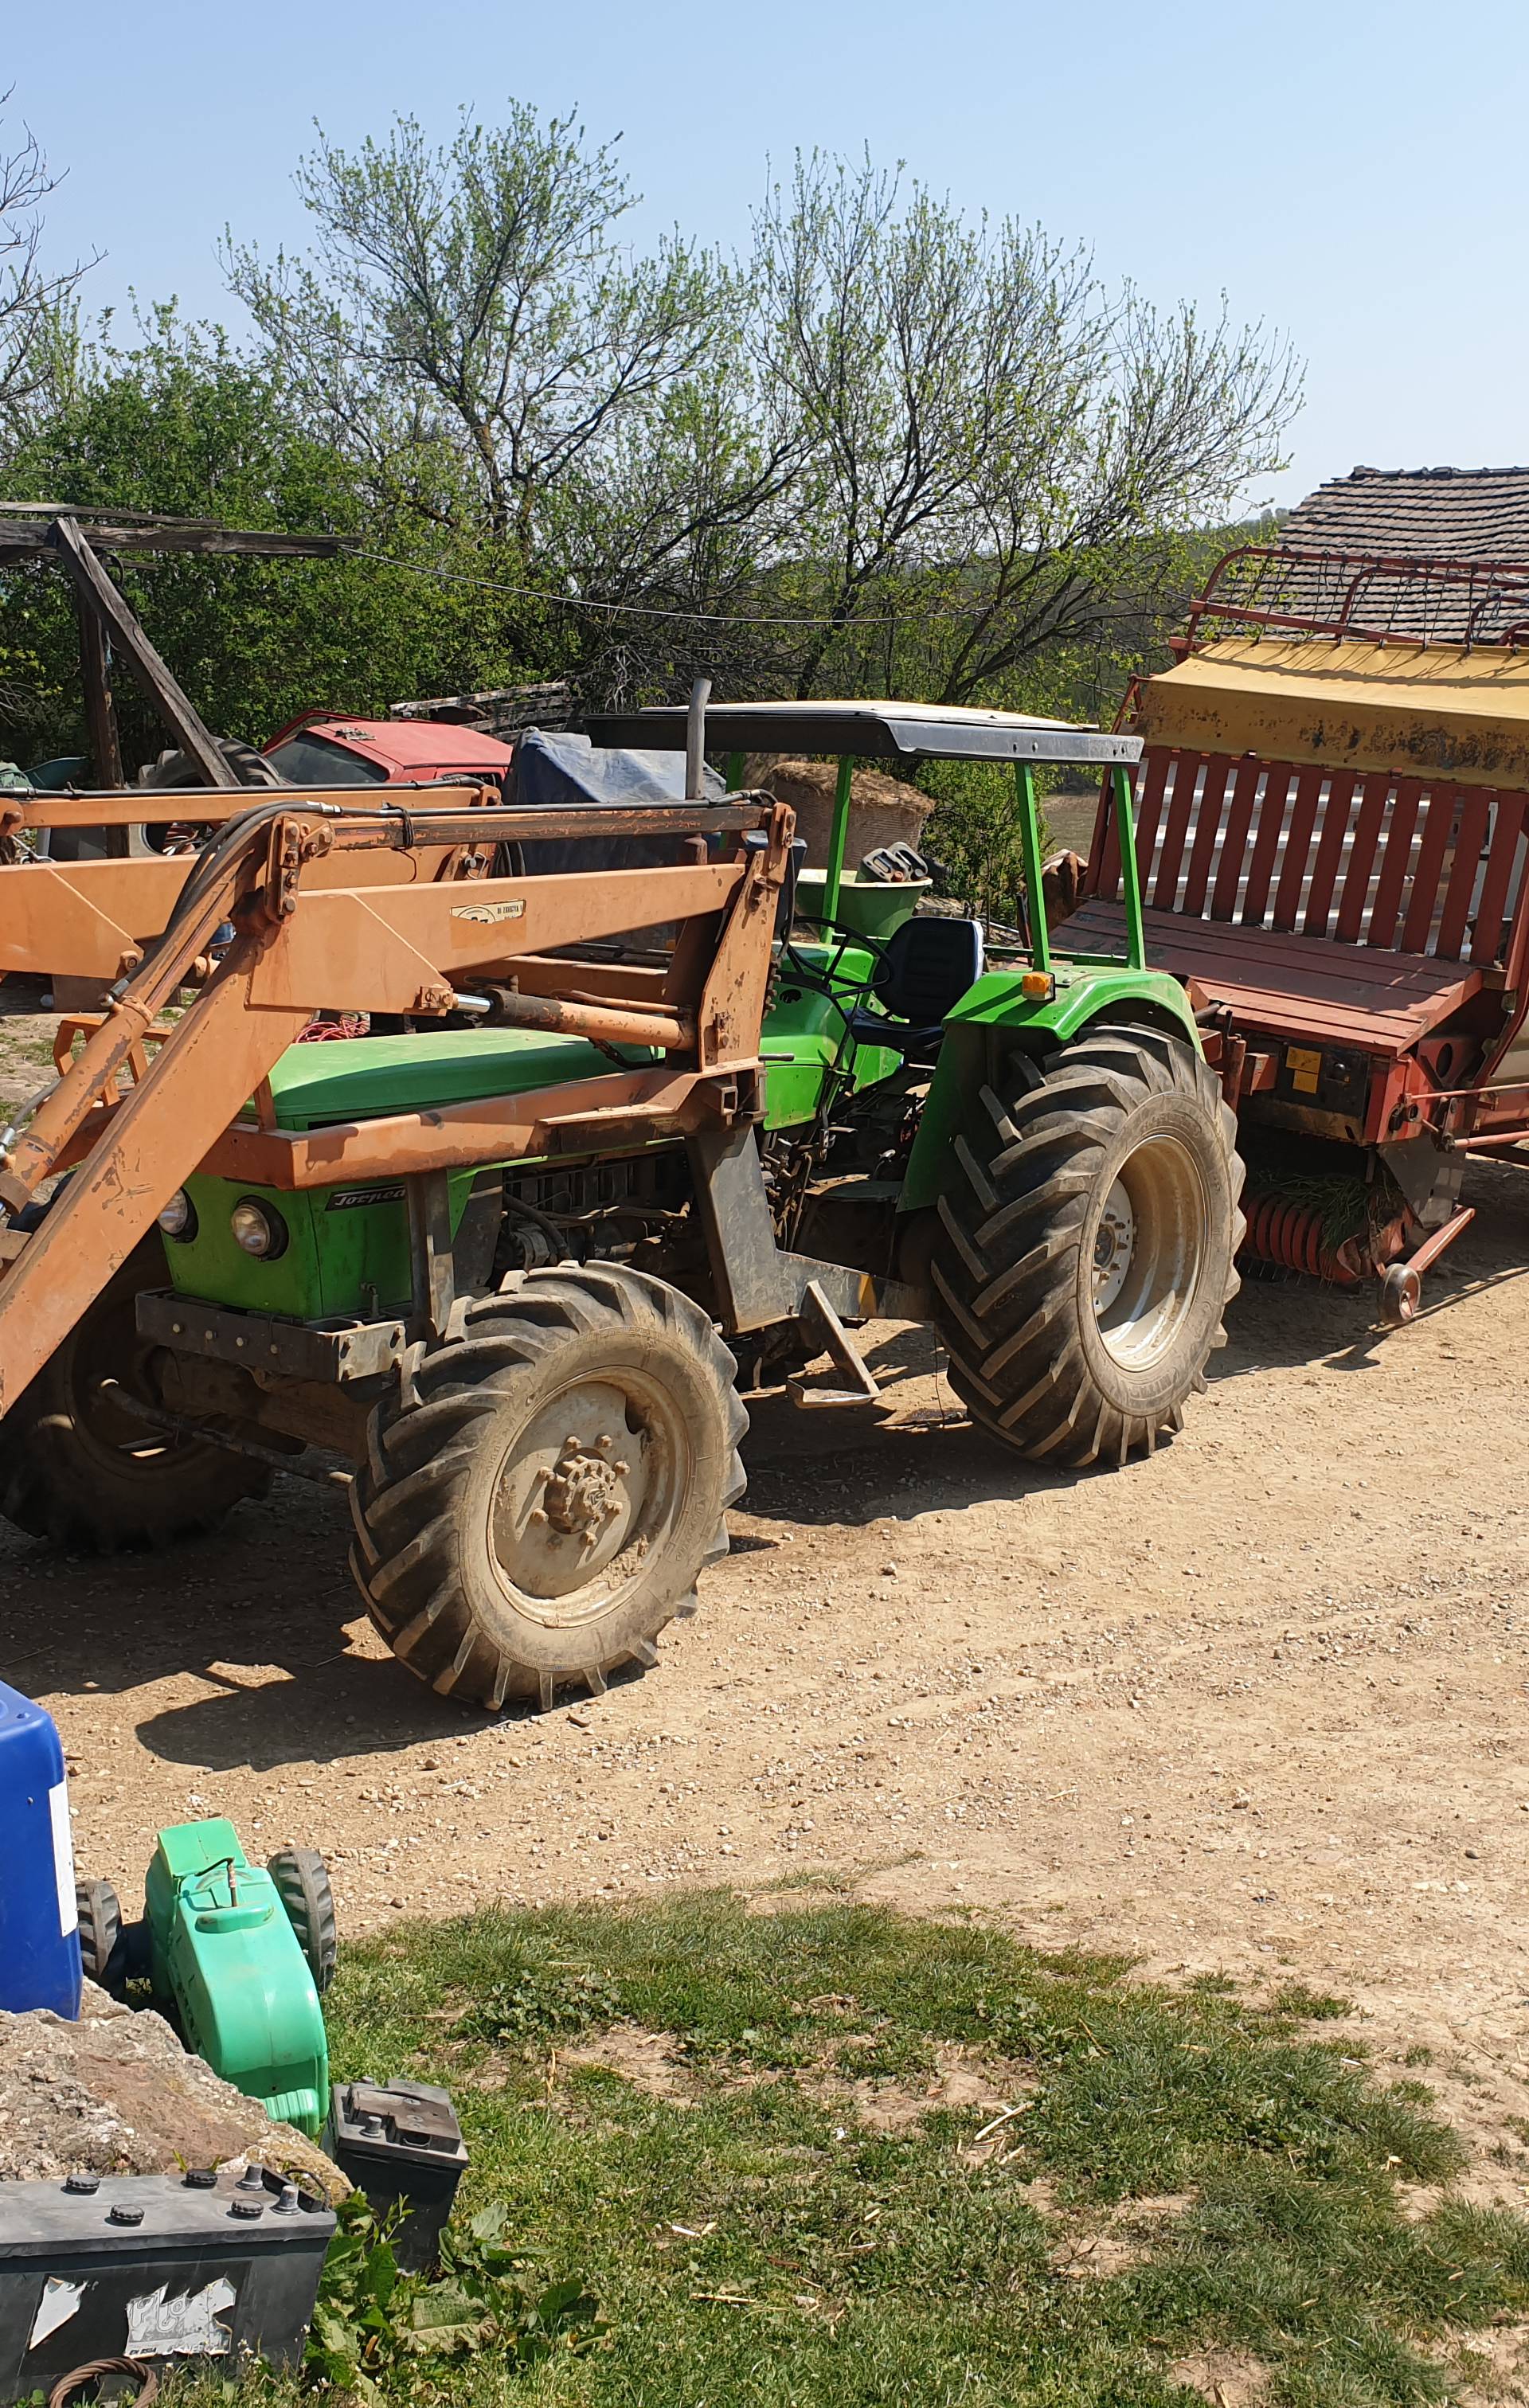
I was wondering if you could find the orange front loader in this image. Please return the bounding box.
[0,784,824,1707]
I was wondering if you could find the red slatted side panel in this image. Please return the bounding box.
[1210,756,1261,921]
[1435,787,1493,960]
[1302,769,1359,936]
[1240,764,1292,927]
[1150,752,1200,909]
[1180,754,1232,917]
[1402,784,1460,954]
[1128,748,1171,898]
[1366,777,1422,946]
[1471,792,1524,964]
[1084,774,1116,897]
[1271,765,1323,930]
[1334,771,1392,942]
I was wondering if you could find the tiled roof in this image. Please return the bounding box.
[1285,465,1529,563]
[1273,467,1529,639]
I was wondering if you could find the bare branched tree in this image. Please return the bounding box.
[752,152,1300,702]
[549,353,809,706]
[0,95,96,442]
[217,111,1300,716]
[226,104,735,547]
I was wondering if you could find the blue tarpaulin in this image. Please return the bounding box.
[514,729,725,810]
[511,729,729,880]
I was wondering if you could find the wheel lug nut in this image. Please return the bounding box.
[529,1506,548,1524]
[614,1461,629,1476]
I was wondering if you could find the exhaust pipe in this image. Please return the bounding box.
[685,675,712,801]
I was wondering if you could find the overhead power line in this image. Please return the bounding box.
[350,548,1002,631]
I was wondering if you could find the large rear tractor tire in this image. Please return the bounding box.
[349,1265,747,1710]
[932,1024,1244,1465]
[0,1238,271,1550]
[134,738,287,854]
[136,738,287,792]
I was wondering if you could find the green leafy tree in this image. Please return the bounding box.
[1,100,1304,821]
[0,310,529,765]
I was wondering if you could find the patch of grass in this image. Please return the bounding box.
[306,2197,601,2396]
[1271,1982,1354,2023]
[203,1894,1529,2406]
[457,1962,620,2048]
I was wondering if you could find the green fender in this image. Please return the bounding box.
[898,961,1204,1214]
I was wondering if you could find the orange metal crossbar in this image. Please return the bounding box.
[8,780,499,828]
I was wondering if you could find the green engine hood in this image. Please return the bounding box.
[255,1027,654,1132]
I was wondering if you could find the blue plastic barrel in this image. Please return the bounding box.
[0,1681,82,2016]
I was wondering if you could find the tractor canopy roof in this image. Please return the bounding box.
[1140,638,1529,792]
[585,698,1141,770]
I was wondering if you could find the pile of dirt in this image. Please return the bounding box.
[745,756,932,866]
[0,1979,346,2199]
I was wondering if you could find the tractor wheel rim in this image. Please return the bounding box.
[1091,1132,1208,1372]
[1092,1179,1136,1315]
[487,1370,690,1627]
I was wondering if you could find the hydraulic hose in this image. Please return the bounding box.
[111,796,323,997]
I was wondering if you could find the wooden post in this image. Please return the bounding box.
[76,584,123,792]
[50,516,227,784]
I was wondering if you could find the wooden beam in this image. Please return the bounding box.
[0,511,350,562]
[50,516,228,784]
[76,580,123,792]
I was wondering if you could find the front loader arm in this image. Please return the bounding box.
[0,804,323,1411]
[0,795,792,1413]
[0,963,313,1409]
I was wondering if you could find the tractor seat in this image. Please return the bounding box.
[848,913,984,1059]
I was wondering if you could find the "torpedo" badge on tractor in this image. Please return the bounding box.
[451,897,526,923]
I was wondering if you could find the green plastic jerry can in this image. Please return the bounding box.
[143,1818,333,2136]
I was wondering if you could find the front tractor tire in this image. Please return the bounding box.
[0,1239,270,1550]
[932,1025,1244,1466]
[349,1265,747,1711]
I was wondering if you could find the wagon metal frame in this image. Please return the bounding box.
[1071,544,1529,1313]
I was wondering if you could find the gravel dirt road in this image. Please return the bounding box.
[4,980,1529,2182]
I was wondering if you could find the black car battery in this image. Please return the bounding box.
[323,2081,467,2272]
[0,2165,334,2404]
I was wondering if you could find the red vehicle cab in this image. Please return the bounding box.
[261,714,515,790]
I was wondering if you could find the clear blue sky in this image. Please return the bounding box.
[7,0,1525,510]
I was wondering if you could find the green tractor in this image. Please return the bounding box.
[0,701,1242,1710]
[594,701,1245,1462]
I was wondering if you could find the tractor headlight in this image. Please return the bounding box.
[230,1198,288,1260]
[157,1188,196,1241]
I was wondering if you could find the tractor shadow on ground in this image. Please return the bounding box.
[736,1319,1095,1534]
[0,1472,496,1768]
[16,1162,1527,1765]
[127,1646,508,1771]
